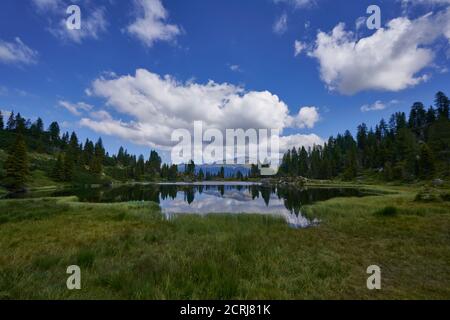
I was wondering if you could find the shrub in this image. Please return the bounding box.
[376,206,398,217]
[415,187,442,203]
[440,192,450,202]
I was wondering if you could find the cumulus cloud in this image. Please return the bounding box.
[306,9,450,95]
[79,69,323,158]
[59,100,93,116]
[127,0,181,47]
[273,13,288,35]
[279,134,324,153]
[0,38,38,66]
[291,106,320,128]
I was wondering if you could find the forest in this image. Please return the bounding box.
[0,91,449,191]
[278,91,450,182]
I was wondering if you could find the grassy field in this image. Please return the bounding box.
[0,185,449,300]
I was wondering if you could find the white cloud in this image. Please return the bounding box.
[89,110,113,121]
[59,100,93,116]
[79,69,323,153]
[1,109,11,115]
[127,0,181,47]
[273,13,288,35]
[0,37,38,66]
[400,0,450,6]
[291,106,320,128]
[355,16,366,30]
[279,134,324,153]
[229,64,241,72]
[31,0,61,11]
[307,9,450,95]
[273,0,315,9]
[294,40,306,57]
[361,100,399,112]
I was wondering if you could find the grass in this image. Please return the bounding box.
[375,206,398,217]
[0,186,449,300]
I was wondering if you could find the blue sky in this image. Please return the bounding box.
[0,0,449,162]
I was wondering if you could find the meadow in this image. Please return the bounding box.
[0,185,449,300]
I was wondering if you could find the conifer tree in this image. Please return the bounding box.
[63,152,74,181]
[7,111,15,131]
[4,134,29,190]
[52,153,65,181]
[0,110,4,130]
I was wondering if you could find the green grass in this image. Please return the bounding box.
[0,187,449,300]
[375,206,398,217]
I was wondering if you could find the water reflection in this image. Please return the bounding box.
[49,184,376,229]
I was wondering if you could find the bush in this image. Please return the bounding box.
[440,192,450,202]
[376,206,398,217]
[415,187,442,203]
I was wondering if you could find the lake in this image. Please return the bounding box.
[8,183,380,228]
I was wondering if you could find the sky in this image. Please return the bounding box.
[0,0,449,163]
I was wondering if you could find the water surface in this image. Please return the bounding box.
[15,183,379,228]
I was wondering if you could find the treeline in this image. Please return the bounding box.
[279,91,450,181]
[0,111,172,189]
[0,111,252,190]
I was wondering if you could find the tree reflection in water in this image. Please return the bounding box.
[60,184,377,228]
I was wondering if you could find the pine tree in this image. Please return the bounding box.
[4,134,29,190]
[48,122,60,144]
[298,147,309,177]
[63,152,75,181]
[417,143,435,179]
[146,150,162,176]
[198,169,205,181]
[343,147,358,181]
[7,111,15,131]
[15,113,26,133]
[185,160,195,176]
[52,153,65,181]
[168,165,178,181]
[0,110,4,130]
[83,139,94,166]
[435,91,449,120]
[90,138,105,175]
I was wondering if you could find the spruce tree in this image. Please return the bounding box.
[435,91,449,120]
[7,111,15,131]
[0,110,4,130]
[63,152,74,181]
[48,122,60,144]
[4,134,29,190]
[418,143,435,179]
[52,153,65,182]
